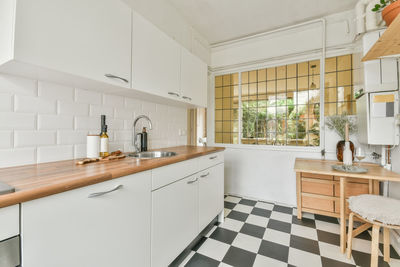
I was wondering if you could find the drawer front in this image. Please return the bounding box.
[334,182,369,197]
[334,176,369,184]
[302,196,334,212]
[302,180,334,196]
[335,201,350,214]
[152,158,199,190]
[0,205,19,241]
[198,152,224,171]
[302,172,333,180]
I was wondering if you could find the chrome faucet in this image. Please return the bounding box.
[132,115,152,152]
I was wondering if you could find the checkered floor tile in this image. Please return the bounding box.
[176,195,400,267]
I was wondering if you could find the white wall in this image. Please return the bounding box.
[207,10,381,206]
[122,0,211,64]
[0,73,187,167]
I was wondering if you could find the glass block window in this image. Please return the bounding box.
[214,73,239,144]
[241,60,320,146]
[324,54,356,116]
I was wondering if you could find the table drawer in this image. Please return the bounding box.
[334,176,369,184]
[334,201,350,214]
[302,196,334,212]
[334,182,369,197]
[302,172,333,180]
[302,180,334,196]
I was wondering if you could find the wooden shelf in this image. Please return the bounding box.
[362,14,400,62]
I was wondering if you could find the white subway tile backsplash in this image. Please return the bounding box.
[75,116,100,131]
[14,131,56,147]
[38,81,74,101]
[114,130,131,142]
[15,95,57,114]
[0,131,13,148]
[89,104,114,117]
[0,74,37,96]
[74,144,86,158]
[57,130,87,145]
[58,100,89,116]
[75,88,102,104]
[37,145,74,163]
[0,112,36,130]
[103,94,124,107]
[0,74,187,167]
[0,148,36,168]
[114,108,133,120]
[0,93,13,111]
[38,114,73,130]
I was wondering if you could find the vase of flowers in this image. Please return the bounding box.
[325,115,357,162]
[372,0,400,26]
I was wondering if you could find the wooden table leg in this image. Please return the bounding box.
[296,172,302,219]
[340,177,346,253]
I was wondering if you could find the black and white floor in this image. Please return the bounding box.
[178,195,400,267]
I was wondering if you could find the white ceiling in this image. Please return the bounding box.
[167,0,358,45]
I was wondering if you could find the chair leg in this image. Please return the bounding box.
[371,224,380,267]
[384,227,390,263]
[347,212,354,259]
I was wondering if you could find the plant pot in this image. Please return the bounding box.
[336,140,355,162]
[382,1,400,26]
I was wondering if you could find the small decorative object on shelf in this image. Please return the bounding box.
[372,0,400,26]
[325,114,357,162]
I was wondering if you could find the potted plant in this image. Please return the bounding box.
[372,0,400,26]
[325,115,357,162]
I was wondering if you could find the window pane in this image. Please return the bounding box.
[215,73,239,144]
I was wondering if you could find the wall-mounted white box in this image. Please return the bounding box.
[362,30,399,93]
[357,92,399,145]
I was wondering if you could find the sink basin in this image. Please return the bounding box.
[128,151,177,159]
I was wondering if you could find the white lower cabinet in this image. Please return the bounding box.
[151,174,199,267]
[21,171,152,267]
[199,163,224,231]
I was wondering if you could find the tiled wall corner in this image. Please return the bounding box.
[0,73,187,167]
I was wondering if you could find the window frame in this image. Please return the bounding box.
[211,52,355,151]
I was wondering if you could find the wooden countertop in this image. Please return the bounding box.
[294,158,400,182]
[0,146,224,208]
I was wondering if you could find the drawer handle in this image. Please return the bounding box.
[104,74,129,83]
[182,96,192,101]
[209,156,217,160]
[168,92,180,97]
[200,172,210,178]
[88,184,123,198]
[187,178,198,184]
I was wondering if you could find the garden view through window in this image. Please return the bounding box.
[214,54,355,146]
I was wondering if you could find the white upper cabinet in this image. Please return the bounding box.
[0,0,132,88]
[363,30,399,92]
[180,47,208,107]
[132,10,181,99]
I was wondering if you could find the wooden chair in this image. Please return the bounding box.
[346,194,400,267]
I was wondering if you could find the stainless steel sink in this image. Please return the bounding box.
[128,151,177,159]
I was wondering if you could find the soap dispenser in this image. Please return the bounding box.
[141,127,148,152]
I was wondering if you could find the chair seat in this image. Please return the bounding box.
[348,194,400,226]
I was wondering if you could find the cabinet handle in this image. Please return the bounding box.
[105,74,129,83]
[200,172,210,178]
[182,96,192,101]
[209,156,217,160]
[88,184,123,198]
[187,178,198,184]
[168,92,180,97]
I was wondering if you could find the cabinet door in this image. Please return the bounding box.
[132,10,181,99]
[199,163,224,231]
[151,174,199,267]
[22,172,151,267]
[180,48,208,107]
[14,0,132,87]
